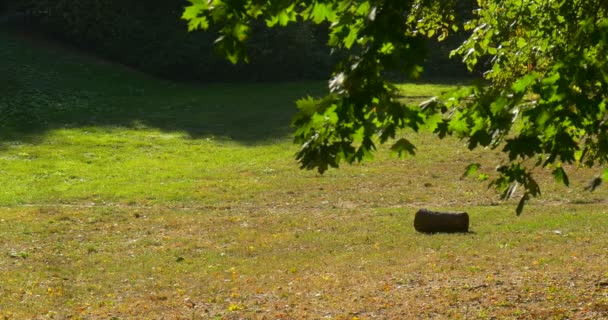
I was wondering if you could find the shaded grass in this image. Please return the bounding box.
[1,27,608,319]
[0,28,325,143]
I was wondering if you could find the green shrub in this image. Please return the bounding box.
[7,0,474,81]
[15,0,331,81]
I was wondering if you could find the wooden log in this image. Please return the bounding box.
[414,209,469,233]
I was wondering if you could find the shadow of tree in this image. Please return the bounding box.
[0,28,326,146]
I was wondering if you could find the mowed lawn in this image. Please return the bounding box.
[1,28,608,319]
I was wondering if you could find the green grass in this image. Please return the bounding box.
[1,28,608,319]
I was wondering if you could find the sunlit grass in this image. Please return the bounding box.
[396,82,462,97]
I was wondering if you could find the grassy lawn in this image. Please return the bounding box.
[1,28,608,319]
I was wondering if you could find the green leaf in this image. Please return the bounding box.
[278,4,297,26]
[310,3,336,24]
[438,29,447,41]
[232,23,250,41]
[390,138,416,158]
[552,166,569,187]
[278,11,290,26]
[516,37,527,48]
[489,96,508,114]
[351,126,365,144]
[379,42,395,55]
[356,2,371,16]
[182,1,209,31]
[265,16,280,27]
[423,112,443,132]
[294,96,319,116]
[182,1,207,20]
[322,105,339,125]
[511,73,537,93]
[343,25,360,49]
[448,116,469,135]
[188,16,209,31]
[541,72,560,85]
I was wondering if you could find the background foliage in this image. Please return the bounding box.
[182,0,607,212]
[448,0,608,212]
[4,0,331,81]
[2,0,474,81]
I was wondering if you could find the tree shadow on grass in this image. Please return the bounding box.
[0,28,326,146]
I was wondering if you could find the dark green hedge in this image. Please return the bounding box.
[6,0,475,82]
[11,0,332,81]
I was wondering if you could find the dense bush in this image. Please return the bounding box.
[5,0,474,82]
[10,0,332,81]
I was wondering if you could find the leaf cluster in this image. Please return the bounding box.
[184,0,457,170]
[183,0,608,213]
[449,0,608,210]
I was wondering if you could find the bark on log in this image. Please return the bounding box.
[414,209,469,233]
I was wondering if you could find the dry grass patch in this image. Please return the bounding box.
[1,203,607,319]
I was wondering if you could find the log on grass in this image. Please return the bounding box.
[414,209,469,233]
